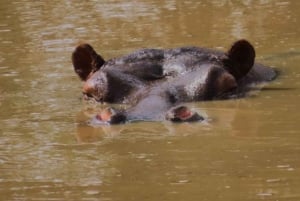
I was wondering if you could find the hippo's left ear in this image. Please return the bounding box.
[223,39,255,80]
[72,44,105,81]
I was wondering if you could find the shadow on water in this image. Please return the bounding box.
[260,86,295,91]
[75,111,210,143]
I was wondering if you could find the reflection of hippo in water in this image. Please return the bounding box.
[72,40,277,124]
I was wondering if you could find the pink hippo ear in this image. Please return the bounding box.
[72,43,105,81]
[223,39,255,80]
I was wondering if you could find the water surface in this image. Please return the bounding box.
[1,0,300,200]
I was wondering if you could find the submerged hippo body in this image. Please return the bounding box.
[72,40,277,124]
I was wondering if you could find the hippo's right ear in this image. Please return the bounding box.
[72,44,105,81]
[223,39,255,80]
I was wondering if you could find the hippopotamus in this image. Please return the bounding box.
[72,39,277,124]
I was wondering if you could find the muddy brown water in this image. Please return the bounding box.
[1,1,300,200]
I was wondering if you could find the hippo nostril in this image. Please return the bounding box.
[95,107,126,124]
[166,105,204,122]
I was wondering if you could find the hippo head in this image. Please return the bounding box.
[72,39,260,125]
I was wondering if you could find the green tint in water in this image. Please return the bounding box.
[0,0,300,200]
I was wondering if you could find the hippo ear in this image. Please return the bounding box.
[72,44,105,81]
[223,39,255,80]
